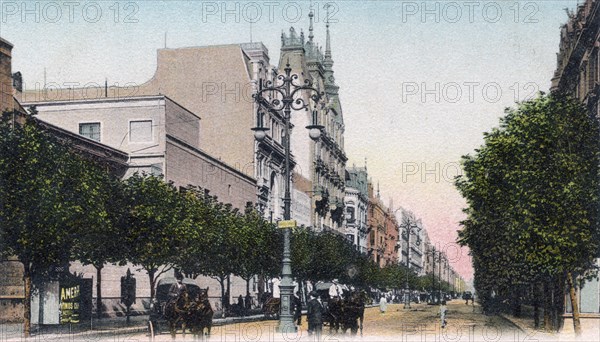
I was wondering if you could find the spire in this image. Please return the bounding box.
[377,181,380,199]
[324,3,332,61]
[308,3,314,43]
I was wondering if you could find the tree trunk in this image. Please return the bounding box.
[23,264,32,338]
[148,269,157,301]
[246,278,250,296]
[95,264,103,319]
[258,275,264,303]
[554,274,565,332]
[218,276,226,318]
[566,272,581,336]
[533,283,540,329]
[511,288,521,317]
[543,281,551,331]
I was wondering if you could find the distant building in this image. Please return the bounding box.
[550,0,600,320]
[344,165,369,253]
[366,182,399,266]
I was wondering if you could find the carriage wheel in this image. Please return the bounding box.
[148,321,155,340]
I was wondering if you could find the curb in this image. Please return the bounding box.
[498,313,528,333]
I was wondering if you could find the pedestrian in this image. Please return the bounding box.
[293,291,302,326]
[379,295,387,314]
[245,293,252,313]
[238,295,245,316]
[440,300,447,328]
[307,291,323,340]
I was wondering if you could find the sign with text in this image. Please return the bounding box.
[59,278,92,325]
[60,284,80,324]
[277,220,297,229]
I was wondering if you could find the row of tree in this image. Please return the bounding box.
[455,94,600,335]
[0,113,442,336]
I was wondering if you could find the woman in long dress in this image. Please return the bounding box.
[379,295,387,314]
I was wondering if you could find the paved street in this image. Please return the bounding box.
[1,301,548,342]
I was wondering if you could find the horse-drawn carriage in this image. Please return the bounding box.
[315,283,366,335]
[148,278,213,340]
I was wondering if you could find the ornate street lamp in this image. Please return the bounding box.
[400,220,420,309]
[252,62,323,333]
[425,246,438,304]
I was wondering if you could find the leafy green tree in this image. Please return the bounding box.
[0,112,111,336]
[199,196,239,314]
[174,186,214,279]
[236,204,279,295]
[121,173,192,300]
[71,174,127,318]
[456,94,600,334]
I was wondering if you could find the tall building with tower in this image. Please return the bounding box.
[279,6,348,233]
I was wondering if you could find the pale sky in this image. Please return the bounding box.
[0,0,579,280]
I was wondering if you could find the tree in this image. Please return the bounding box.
[235,204,279,296]
[121,173,192,300]
[174,186,213,279]
[71,174,127,318]
[199,195,239,315]
[456,94,600,334]
[0,112,108,336]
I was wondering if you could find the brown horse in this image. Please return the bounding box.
[341,291,366,335]
[325,297,343,332]
[188,287,214,341]
[164,291,191,339]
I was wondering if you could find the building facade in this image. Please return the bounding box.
[23,95,256,210]
[23,43,288,223]
[550,0,600,319]
[344,166,369,253]
[366,182,399,267]
[19,95,258,319]
[278,11,348,234]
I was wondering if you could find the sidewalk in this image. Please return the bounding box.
[0,312,270,341]
[498,313,600,342]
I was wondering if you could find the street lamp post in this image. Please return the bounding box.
[400,220,420,309]
[438,254,443,303]
[428,246,437,304]
[252,62,323,333]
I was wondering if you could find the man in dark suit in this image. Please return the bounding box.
[293,291,302,326]
[307,291,323,339]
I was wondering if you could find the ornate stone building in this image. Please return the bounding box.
[242,42,291,223]
[550,0,600,319]
[551,0,600,116]
[278,10,348,233]
[344,165,369,253]
[366,182,399,267]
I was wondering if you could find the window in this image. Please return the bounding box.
[346,206,355,223]
[130,120,153,142]
[79,122,101,142]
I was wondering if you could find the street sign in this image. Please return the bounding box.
[277,220,297,229]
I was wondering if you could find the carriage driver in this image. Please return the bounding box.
[168,271,188,301]
[329,279,345,299]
